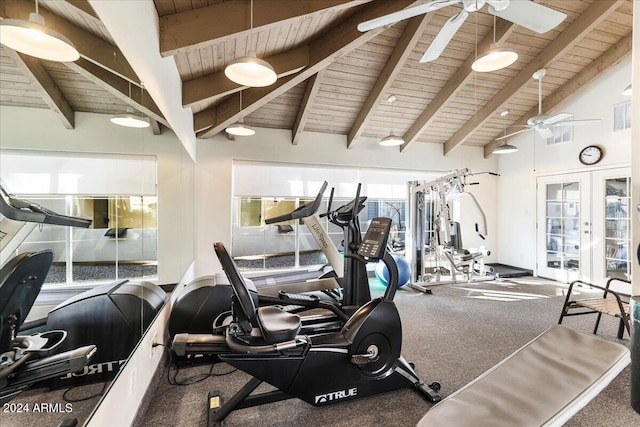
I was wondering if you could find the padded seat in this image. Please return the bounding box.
[257,306,301,343]
[417,325,630,427]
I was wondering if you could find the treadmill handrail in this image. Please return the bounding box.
[0,181,91,228]
[265,181,328,225]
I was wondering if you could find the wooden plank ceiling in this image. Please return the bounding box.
[0,0,166,133]
[156,0,633,157]
[0,0,634,156]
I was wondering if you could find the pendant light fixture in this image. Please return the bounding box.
[622,84,632,96]
[472,16,517,72]
[111,82,150,128]
[379,95,404,146]
[226,91,255,136]
[493,142,518,154]
[0,0,80,62]
[224,0,277,87]
[493,127,518,154]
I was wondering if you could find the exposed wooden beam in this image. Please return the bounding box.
[347,14,433,148]
[400,18,515,152]
[65,59,169,127]
[159,0,370,57]
[484,31,633,158]
[2,0,138,83]
[149,119,162,135]
[63,0,100,20]
[443,0,626,156]
[196,0,421,138]
[292,71,324,145]
[183,46,309,108]
[7,50,74,129]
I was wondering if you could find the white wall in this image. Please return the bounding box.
[0,106,195,285]
[496,55,633,272]
[196,130,499,275]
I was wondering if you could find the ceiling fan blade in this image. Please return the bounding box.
[535,125,555,139]
[488,0,566,34]
[420,10,468,63]
[495,127,530,141]
[357,0,459,32]
[543,112,574,125]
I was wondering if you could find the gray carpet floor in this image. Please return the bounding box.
[138,277,640,427]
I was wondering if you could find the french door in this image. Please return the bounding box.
[536,167,631,285]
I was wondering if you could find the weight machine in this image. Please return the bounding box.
[406,169,495,292]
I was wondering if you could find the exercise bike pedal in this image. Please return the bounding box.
[351,354,372,366]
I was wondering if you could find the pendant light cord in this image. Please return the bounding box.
[538,73,543,115]
[493,15,496,44]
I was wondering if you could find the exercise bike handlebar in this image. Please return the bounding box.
[265,181,329,225]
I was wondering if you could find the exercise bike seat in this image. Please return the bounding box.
[257,306,301,343]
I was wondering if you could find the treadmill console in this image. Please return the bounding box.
[358,217,392,260]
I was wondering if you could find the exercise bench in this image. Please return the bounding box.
[417,325,630,427]
[559,278,631,339]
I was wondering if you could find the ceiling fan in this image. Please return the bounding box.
[495,69,600,142]
[357,0,567,63]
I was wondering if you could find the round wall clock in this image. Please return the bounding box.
[578,145,604,165]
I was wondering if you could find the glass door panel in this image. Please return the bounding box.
[537,173,591,283]
[602,176,631,280]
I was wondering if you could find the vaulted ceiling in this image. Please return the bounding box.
[0,0,634,157]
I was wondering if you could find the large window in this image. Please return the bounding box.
[613,101,632,132]
[231,162,438,271]
[546,120,574,145]
[1,151,157,285]
[231,196,406,270]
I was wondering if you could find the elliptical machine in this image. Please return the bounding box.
[172,217,441,426]
[169,182,371,341]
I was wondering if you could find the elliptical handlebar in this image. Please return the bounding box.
[265,181,329,225]
[0,181,92,228]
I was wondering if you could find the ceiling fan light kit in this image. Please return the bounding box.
[494,68,599,144]
[0,0,80,62]
[358,0,566,66]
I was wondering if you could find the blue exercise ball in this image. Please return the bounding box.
[375,254,411,287]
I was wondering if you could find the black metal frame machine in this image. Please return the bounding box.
[172,217,441,425]
[169,181,371,342]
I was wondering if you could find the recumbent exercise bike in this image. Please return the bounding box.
[173,217,441,426]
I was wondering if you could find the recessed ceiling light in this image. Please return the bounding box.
[500,110,510,117]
